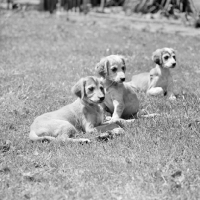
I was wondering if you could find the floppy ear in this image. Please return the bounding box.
[170,48,175,54]
[98,77,106,94]
[71,78,86,99]
[95,58,109,78]
[152,49,162,65]
[120,55,126,72]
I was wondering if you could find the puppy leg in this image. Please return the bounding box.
[55,121,91,143]
[95,123,125,141]
[110,100,125,123]
[147,87,164,96]
[29,130,56,142]
[147,72,164,96]
[30,120,90,143]
[101,103,112,121]
[167,76,176,100]
[84,123,99,134]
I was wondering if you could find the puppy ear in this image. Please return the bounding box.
[95,58,109,78]
[120,55,126,72]
[71,78,86,99]
[170,48,175,54]
[98,77,106,94]
[152,49,162,65]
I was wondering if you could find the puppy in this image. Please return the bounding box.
[95,55,140,123]
[130,48,177,100]
[30,76,120,143]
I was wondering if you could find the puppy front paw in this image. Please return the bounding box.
[86,128,98,134]
[105,116,112,122]
[109,117,121,124]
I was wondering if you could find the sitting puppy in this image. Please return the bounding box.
[130,48,177,100]
[95,55,140,123]
[29,76,121,143]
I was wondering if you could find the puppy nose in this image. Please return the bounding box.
[99,97,105,101]
[172,63,176,67]
[120,78,125,82]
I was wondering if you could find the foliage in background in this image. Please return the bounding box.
[0,11,200,199]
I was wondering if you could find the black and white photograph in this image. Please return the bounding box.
[0,0,200,199]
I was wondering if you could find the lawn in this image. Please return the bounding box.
[0,10,200,200]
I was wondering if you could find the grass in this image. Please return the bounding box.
[0,10,200,200]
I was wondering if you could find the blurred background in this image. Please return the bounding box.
[0,0,200,27]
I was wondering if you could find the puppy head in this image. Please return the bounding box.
[95,55,126,83]
[152,48,176,68]
[71,76,105,105]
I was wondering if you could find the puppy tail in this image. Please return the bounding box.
[29,131,55,142]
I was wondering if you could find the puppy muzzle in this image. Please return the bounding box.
[99,96,105,102]
[89,96,105,104]
[115,72,126,83]
[171,63,176,68]
[120,78,125,82]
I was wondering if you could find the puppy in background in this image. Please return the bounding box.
[30,76,121,143]
[130,48,177,100]
[95,55,140,123]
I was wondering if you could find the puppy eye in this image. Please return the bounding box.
[164,55,169,60]
[112,68,117,72]
[122,66,125,71]
[88,87,94,92]
[100,86,104,91]
[173,56,176,60]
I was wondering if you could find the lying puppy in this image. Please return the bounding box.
[95,55,140,123]
[130,48,177,100]
[29,76,121,143]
